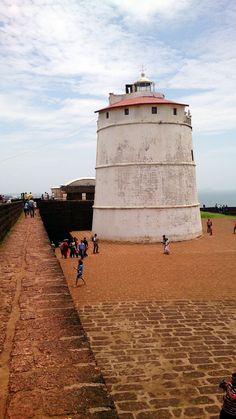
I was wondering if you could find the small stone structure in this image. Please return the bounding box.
[51,177,95,201]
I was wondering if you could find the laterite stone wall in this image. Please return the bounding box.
[0,201,23,242]
[38,200,93,244]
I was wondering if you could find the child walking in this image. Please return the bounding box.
[75,259,86,286]
[164,239,170,255]
[207,218,213,235]
[162,235,170,255]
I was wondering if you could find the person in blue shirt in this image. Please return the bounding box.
[75,259,86,286]
[78,240,86,259]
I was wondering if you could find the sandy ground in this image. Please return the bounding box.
[56,218,236,307]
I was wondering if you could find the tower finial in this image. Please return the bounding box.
[141,64,146,77]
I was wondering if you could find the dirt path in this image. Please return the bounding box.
[0,215,118,419]
[0,217,25,418]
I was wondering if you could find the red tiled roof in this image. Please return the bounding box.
[95,96,188,113]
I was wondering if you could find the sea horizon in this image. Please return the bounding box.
[198,190,236,207]
[2,190,236,207]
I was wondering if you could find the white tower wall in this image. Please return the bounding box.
[92,81,202,242]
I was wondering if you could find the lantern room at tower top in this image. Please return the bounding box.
[97,72,190,117]
[125,72,156,94]
[92,73,202,242]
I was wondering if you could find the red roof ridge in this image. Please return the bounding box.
[95,96,188,113]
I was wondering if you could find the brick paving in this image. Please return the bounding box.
[1,214,236,419]
[78,300,236,418]
[58,220,236,418]
[0,215,118,419]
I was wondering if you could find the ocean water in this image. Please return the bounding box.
[198,190,236,207]
[3,190,236,208]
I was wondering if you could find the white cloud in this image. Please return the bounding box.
[0,0,236,193]
[108,0,192,21]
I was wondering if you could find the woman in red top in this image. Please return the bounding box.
[62,240,69,259]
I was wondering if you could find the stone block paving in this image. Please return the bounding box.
[0,216,118,419]
[79,300,236,419]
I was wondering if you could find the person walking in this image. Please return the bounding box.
[233,221,236,234]
[92,233,99,254]
[162,235,169,254]
[78,240,86,259]
[207,218,213,235]
[62,240,69,259]
[219,372,236,418]
[164,238,170,255]
[75,259,86,286]
[33,200,37,216]
[24,201,29,217]
[28,198,35,218]
[83,237,89,257]
[69,240,76,258]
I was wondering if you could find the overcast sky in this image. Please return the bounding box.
[0,0,236,196]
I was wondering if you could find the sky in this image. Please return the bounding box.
[0,0,236,198]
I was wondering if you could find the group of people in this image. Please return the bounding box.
[207,218,236,235]
[58,237,89,259]
[23,198,37,218]
[55,233,99,286]
[41,192,50,200]
[58,234,99,260]
[21,192,33,201]
[215,203,229,214]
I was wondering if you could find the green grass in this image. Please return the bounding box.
[200,211,235,219]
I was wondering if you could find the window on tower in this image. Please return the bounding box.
[124,108,129,115]
[106,112,109,119]
[152,107,157,114]
[173,108,177,115]
[191,150,194,161]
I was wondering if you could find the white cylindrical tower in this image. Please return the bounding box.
[92,74,202,242]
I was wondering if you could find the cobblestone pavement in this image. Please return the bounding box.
[78,300,236,419]
[0,215,118,419]
[58,221,236,419]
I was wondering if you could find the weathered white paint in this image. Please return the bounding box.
[92,77,202,242]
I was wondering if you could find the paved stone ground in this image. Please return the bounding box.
[1,214,236,419]
[0,215,118,419]
[79,300,236,419]
[57,220,236,419]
